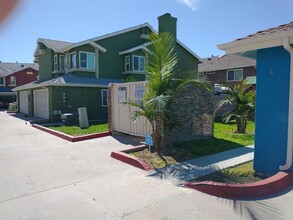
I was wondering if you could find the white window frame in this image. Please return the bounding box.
[125,55,130,72]
[54,55,58,71]
[132,55,145,72]
[0,76,5,86]
[101,89,108,107]
[227,69,243,82]
[79,51,95,70]
[59,54,66,71]
[70,52,77,69]
[10,76,16,86]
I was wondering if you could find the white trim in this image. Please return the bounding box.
[65,40,106,53]
[119,43,152,55]
[54,54,58,71]
[132,55,145,72]
[125,55,130,72]
[0,76,5,86]
[59,54,66,71]
[10,76,16,86]
[218,30,293,54]
[280,38,293,171]
[70,52,76,69]
[101,89,108,107]
[91,23,155,43]
[226,68,243,82]
[79,51,95,70]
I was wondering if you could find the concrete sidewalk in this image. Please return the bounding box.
[1,111,292,220]
[148,145,254,182]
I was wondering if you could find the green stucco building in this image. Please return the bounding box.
[14,13,202,122]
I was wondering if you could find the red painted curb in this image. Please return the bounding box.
[111,145,153,171]
[32,124,111,142]
[184,171,293,199]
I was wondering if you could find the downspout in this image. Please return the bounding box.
[280,37,293,170]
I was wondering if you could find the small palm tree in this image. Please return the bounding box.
[220,80,255,133]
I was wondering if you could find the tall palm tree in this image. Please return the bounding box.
[128,32,210,153]
[220,80,255,133]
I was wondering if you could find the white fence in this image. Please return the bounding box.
[109,81,152,137]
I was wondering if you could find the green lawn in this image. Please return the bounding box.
[195,161,263,184]
[175,121,255,158]
[48,122,108,136]
[131,121,255,169]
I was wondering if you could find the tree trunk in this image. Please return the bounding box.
[155,115,162,154]
[236,117,247,134]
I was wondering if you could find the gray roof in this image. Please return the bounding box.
[198,54,256,72]
[236,22,293,42]
[37,38,75,52]
[13,73,123,91]
[0,62,39,77]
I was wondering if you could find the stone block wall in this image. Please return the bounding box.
[165,83,214,143]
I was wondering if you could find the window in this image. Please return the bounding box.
[133,55,145,72]
[101,89,108,107]
[125,55,130,72]
[79,52,95,70]
[54,55,58,71]
[10,76,16,86]
[0,76,4,86]
[59,55,66,71]
[27,71,33,75]
[70,52,76,69]
[227,69,243,82]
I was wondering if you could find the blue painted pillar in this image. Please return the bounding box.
[254,46,291,175]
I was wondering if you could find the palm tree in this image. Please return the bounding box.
[128,32,210,153]
[220,80,255,133]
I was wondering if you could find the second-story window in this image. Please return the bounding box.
[70,52,76,69]
[79,52,95,70]
[133,55,145,72]
[59,55,65,71]
[10,76,16,86]
[227,69,243,82]
[125,55,130,72]
[0,76,4,86]
[54,55,58,71]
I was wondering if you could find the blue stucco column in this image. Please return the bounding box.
[254,46,291,175]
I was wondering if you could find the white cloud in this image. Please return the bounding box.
[176,0,200,11]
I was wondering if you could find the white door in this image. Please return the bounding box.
[19,91,29,115]
[34,89,49,119]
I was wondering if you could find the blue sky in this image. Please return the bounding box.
[0,0,293,63]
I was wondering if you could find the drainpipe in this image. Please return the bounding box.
[280,37,293,170]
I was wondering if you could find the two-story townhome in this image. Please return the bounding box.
[0,62,38,109]
[14,13,202,122]
[199,54,256,92]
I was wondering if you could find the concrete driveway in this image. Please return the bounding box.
[0,112,292,220]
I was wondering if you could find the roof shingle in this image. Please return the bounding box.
[198,54,256,72]
[0,62,39,77]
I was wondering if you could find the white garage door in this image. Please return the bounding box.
[34,89,49,119]
[19,91,29,115]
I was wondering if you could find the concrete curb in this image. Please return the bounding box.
[184,171,293,199]
[111,145,153,171]
[32,124,111,142]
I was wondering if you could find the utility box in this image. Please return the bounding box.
[61,113,78,126]
[78,107,89,129]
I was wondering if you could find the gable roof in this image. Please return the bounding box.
[198,54,256,72]
[34,22,202,62]
[13,73,122,91]
[0,62,39,77]
[217,21,293,55]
